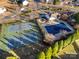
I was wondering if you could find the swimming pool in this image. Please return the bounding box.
[36,19,74,44]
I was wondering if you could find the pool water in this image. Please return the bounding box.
[45,22,72,35]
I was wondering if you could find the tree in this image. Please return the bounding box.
[52,42,59,57]
[37,52,45,59]
[73,13,79,23]
[63,35,73,47]
[45,47,52,59]
[58,40,63,52]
